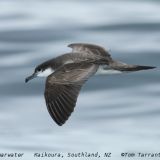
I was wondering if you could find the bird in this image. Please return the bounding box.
[25,43,156,126]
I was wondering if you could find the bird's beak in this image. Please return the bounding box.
[25,73,37,83]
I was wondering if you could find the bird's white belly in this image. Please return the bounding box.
[96,66,122,75]
[64,60,74,64]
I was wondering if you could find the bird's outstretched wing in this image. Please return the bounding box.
[68,43,113,64]
[44,62,98,126]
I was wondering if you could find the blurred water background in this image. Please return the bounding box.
[0,0,160,159]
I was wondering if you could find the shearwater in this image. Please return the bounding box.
[25,43,156,126]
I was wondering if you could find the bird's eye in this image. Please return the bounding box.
[37,68,41,72]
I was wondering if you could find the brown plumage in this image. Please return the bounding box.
[25,43,156,126]
[45,63,98,125]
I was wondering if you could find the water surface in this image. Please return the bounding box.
[0,0,160,159]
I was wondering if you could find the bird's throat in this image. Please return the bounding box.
[37,68,54,77]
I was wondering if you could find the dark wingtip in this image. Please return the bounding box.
[57,123,64,126]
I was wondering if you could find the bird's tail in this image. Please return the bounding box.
[108,60,156,72]
[118,65,156,72]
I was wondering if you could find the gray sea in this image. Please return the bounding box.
[0,0,160,159]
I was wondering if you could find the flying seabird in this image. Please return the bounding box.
[25,43,156,126]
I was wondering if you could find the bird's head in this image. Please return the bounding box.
[25,64,54,83]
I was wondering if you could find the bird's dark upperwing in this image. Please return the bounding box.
[68,43,113,64]
[44,62,98,126]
